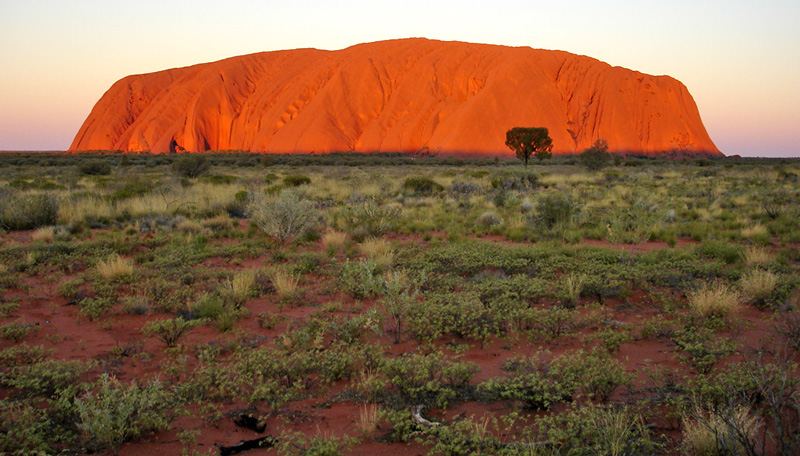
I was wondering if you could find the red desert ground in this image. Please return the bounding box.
[69,38,720,157]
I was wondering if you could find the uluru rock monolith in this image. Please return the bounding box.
[70,38,720,156]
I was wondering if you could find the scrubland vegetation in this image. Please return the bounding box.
[0,152,799,455]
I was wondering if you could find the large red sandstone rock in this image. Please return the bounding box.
[70,38,720,156]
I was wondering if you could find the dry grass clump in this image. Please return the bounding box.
[742,246,773,267]
[220,270,258,306]
[561,273,587,307]
[739,269,778,305]
[682,406,760,456]
[201,213,236,232]
[31,226,55,243]
[175,219,208,235]
[96,254,134,281]
[741,224,768,239]
[322,230,348,248]
[355,404,383,439]
[358,237,394,268]
[272,269,300,301]
[688,282,742,318]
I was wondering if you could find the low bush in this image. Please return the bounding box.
[482,349,631,409]
[171,155,211,178]
[75,374,178,454]
[538,403,660,456]
[0,192,59,231]
[336,200,401,242]
[0,400,54,455]
[490,171,539,190]
[682,405,761,456]
[78,159,112,176]
[533,191,578,230]
[402,176,443,195]
[282,174,311,187]
[5,359,90,398]
[0,321,39,342]
[247,191,320,243]
[337,259,383,299]
[142,317,202,347]
[380,351,478,408]
[475,211,503,228]
[448,181,483,197]
[579,139,612,171]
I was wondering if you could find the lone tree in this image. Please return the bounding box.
[579,139,612,171]
[505,127,553,167]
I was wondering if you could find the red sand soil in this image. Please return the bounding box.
[1,229,789,456]
[69,38,720,157]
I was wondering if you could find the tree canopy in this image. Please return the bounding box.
[505,127,553,167]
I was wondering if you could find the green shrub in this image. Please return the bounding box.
[75,374,177,454]
[381,351,478,407]
[142,317,203,347]
[408,291,503,346]
[282,174,311,186]
[537,403,660,455]
[336,259,383,299]
[579,139,612,171]
[247,191,320,243]
[171,155,211,178]
[672,328,738,374]
[336,200,401,242]
[475,211,503,228]
[78,159,112,175]
[78,297,115,320]
[5,359,90,398]
[0,321,39,342]
[0,192,59,231]
[275,431,357,456]
[200,174,237,185]
[533,191,578,230]
[0,400,53,456]
[108,180,153,201]
[481,349,631,409]
[490,170,539,190]
[416,414,510,456]
[402,176,444,194]
[0,344,50,369]
[379,271,424,344]
[448,181,483,197]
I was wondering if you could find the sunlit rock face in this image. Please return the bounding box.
[70,38,720,156]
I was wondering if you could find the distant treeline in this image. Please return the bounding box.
[0,151,795,168]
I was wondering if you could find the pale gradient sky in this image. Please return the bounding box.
[1,0,798,156]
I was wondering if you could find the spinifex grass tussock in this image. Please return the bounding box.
[219,269,258,307]
[688,281,742,318]
[357,237,394,268]
[356,404,384,439]
[682,405,761,456]
[31,226,55,243]
[742,246,774,267]
[96,254,134,281]
[321,230,348,248]
[739,269,778,306]
[272,269,300,301]
[741,223,768,239]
